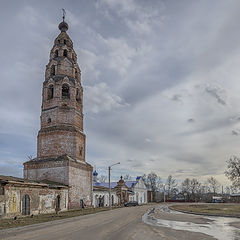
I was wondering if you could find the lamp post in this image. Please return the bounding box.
[108,162,120,209]
[163,185,166,203]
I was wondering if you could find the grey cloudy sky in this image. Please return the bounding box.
[1,0,240,184]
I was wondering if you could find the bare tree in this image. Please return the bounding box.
[98,175,107,183]
[225,156,240,189]
[142,172,161,201]
[165,175,178,199]
[27,155,33,161]
[123,174,132,181]
[207,177,220,194]
[190,178,201,201]
[181,178,191,201]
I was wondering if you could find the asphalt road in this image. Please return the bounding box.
[1,204,239,240]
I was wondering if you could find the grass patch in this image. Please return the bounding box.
[170,204,240,217]
[0,207,110,230]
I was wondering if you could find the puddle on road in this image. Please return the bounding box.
[142,206,240,240]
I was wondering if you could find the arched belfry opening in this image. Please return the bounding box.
[62,83,70,98]
[54,50,58,58]
[63,49,68,57]
[50,65,55,76]
[48,85,54,99]
[76,88,81,103]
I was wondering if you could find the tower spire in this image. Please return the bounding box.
[62,8,66,22]
[58,9,68,32]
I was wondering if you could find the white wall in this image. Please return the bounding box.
[93,190,118,207]
[130,178,148,204]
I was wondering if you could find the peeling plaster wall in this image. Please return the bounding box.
[0,185,68,218]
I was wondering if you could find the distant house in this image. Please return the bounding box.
[93,174,148,207]
[230,193,240,203]
[127,176,148,204]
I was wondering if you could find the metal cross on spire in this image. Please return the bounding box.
[62,8,66,21]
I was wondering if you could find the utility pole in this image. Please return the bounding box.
[108,166,111,209]
[163,185,166,203]
[108,162,120,209]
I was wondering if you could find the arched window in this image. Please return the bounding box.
[63,49,68,57]
[62,84,70,98]
[80,199,84,209]
[75,70,78,79]
[56,195,61,212]
[54,50,58,58]
[58,39,60,44]
[79,146,82,156]
[112,195,114,206]
[22,194,30,215]
[76,88,81,103]
[50,65,55,76]
[64,39,66,44]
[48,85,54,99]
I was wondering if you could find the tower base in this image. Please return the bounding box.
[24,155,93,209]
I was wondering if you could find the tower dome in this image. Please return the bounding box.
[58,20,68,32]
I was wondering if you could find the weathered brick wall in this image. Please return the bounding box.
[68,164,92,208]
[24,164,69,186]
[0,184,68,218]
[37,130,76,159]
[24,158,93,209]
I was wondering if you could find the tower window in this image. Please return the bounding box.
[75,70,78,79]
[47,118,51,123]
[54,50,58,58]
[58,39,60,44]
[0,186,4,195]
[79,146,82,156]
[48,85,54,99]
[64,39,66,44]
[50,65,55,76]
[62,84,70,98]
[63,49,68,57]
[76,88,81,103]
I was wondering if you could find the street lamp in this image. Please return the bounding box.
[108,162,120,209]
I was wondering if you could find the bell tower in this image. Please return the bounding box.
[24,15,93,209]
[37,18,85,161]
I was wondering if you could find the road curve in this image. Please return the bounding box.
[1,204,238,240]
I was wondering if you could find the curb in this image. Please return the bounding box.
[169,206,240,218]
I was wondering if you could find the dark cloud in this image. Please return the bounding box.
[1,0,240,185]
[187,118,195,123]
[205,86,226,105]
[232,130,239,136]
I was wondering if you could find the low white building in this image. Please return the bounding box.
[93,186,118,207]
[93,171,148,207]
[126,177,148,204]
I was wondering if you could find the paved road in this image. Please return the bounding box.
[1,204,240,240]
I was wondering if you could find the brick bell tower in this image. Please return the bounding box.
[24,15,93,209]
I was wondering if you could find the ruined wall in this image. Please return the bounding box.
[24,158,93,209]
[24,160,69,186]
[0,184,68,218]
[68,162,93,209]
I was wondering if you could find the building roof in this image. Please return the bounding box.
[0,175,68,189]
[93,180,138,189]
